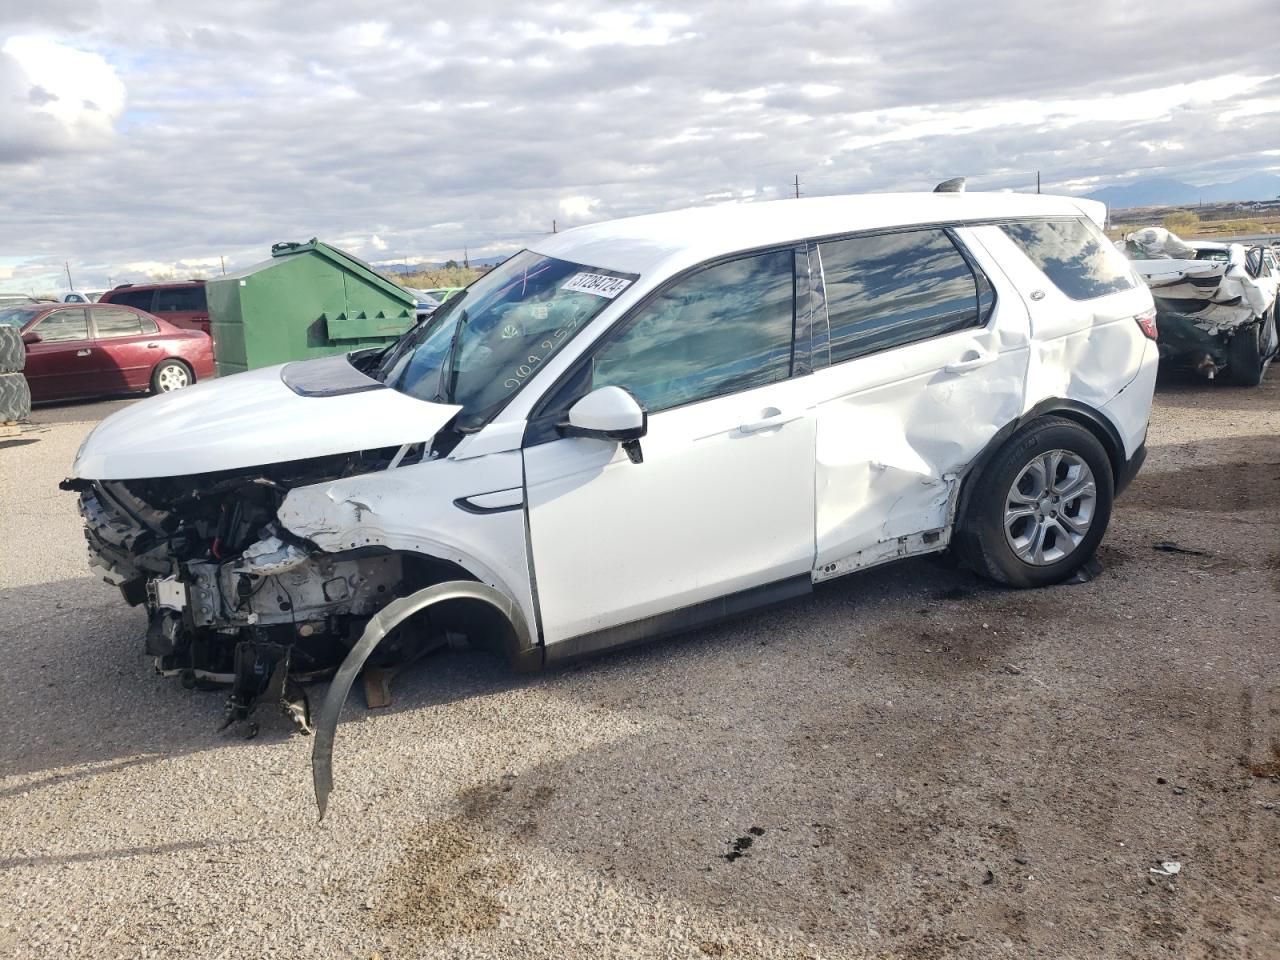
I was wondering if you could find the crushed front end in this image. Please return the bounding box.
[63,451,421,731]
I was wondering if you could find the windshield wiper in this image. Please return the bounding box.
[432,307,469,404]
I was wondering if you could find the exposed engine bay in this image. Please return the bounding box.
[62,445,468,733]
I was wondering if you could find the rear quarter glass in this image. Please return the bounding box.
[999,218,1137,301]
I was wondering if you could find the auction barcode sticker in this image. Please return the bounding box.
[561,273,631,299]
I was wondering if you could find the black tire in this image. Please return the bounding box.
[0,371,32,421]
[0,326,23,373]
[954,417,1114,588]
[1226,318,1265,387]
[150,359,193,394]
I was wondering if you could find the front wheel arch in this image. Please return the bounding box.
[312,579,535,819]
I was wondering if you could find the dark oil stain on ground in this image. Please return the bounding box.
[376,818,519,936]
[722,826,765,863]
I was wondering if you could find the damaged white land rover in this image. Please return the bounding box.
[65,188,1157,813]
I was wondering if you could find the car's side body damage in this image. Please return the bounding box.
[64,192,1159,815]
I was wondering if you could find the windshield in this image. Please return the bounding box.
[0,306,39,328]
[375,250,634,429]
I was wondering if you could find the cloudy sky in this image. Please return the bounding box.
[1,0,1277,293]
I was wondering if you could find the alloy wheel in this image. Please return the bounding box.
[1003,449,1097,566]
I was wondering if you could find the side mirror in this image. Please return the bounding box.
[21,331,41,345]
[561,386,648,463]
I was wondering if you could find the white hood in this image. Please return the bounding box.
[73,361,462,480]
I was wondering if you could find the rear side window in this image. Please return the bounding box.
[590,250,794,413]
[819,229,991,364]
[155,286,206,312]
[1000,218,1136,301]
[34,308,89,342]
[94,308,145,338]
[107,289,154,311]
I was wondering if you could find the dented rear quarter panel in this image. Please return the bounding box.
[965,225,1156,453]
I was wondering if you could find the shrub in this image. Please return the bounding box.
[1162,211,1201,234]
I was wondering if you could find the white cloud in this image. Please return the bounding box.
[0,0,1277,292]
[0,35,125,159]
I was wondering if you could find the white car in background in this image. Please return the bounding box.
[66,188,1157,813]
[1125,229,1279,384]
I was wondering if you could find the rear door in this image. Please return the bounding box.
[806,226,1030,577]
[22,308,98,401]
[90,307,162,392]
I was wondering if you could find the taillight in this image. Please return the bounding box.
[1135,308,1158,340]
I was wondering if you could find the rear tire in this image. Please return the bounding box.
[955,417,1114,588]
[1226,317,1267,387]
[151,359,192,394]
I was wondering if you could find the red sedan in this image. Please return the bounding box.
[0,301,215,403]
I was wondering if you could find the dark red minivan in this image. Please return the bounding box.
[98,280,210,333]
[0,301,215,403]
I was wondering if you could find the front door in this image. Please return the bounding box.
[523,249,816,647]
[22,307,100,402]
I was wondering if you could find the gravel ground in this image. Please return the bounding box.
[1,374,1278,960]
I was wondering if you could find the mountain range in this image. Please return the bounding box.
[1084,173,1280,209]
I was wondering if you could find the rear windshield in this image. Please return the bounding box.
[1000,218,1137,301]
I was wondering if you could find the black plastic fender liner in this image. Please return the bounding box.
[312,580,534,820]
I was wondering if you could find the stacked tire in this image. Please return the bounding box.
[0,326,32,422]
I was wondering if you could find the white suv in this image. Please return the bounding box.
[68,191,1157,807]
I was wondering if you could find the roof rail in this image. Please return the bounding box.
[113,282,133,288]
[933,177,966,194]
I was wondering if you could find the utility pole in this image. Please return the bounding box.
[64,261,74,291]
[552,219,557,234]
[463,246,470,269]
[1036,171,1041,195]
[220,256,226,276]
[794,174,802,199]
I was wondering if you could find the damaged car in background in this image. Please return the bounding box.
[65,187,1157,816]
[1123,227,1279,385]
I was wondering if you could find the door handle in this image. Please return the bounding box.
[738,408,802,434]
[76,349,91,357]
[146,342,160,348]
[944,349,997,374]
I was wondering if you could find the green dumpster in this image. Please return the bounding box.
[207,238,417,376]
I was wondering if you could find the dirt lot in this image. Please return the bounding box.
[1,375,1278,960]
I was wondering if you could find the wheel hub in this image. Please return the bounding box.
[1003,449,1097,566]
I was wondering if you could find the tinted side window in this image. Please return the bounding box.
[590,250,794,413]
[1000,218,1136,301]
[155,286,206,312]
[820,229,986,364]
[34,308,89,342]
[94,308,145,338]
[108,290,155,311]
[140,316,160,334]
